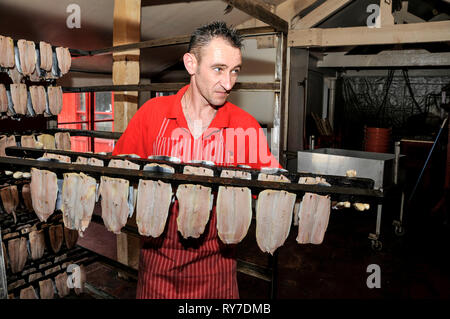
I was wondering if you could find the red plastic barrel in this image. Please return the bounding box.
[364,127,391,153]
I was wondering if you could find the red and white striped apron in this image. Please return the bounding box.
[136,117,239,299]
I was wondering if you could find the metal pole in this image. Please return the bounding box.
[0,228,8,299]
[408,117,448,203]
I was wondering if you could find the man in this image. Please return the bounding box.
[113,21,280,299]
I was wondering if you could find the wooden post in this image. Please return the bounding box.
[113,0,141,271]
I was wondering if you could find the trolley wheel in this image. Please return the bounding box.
[394,224,406,237]
[371,239,382,251]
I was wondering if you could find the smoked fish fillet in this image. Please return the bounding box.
[61,172,96,237]
[296,193,331,245]
[54,132,71,151]
[99,176,130,234]
[136,179,172,237]
[216,169,252,244]
[8,236,28,274]
[30,168,58,222]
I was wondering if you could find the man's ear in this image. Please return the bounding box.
[183,52,197,75]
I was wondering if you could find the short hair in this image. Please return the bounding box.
[188,21,243,61]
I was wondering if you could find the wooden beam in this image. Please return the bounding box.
[222,0,288,33]
[141,0,205,6]
[293,0,353,30]
[376,0,394,27]
[288,20,450,47]
[317,50,450,68]
[393,1,425,24]
[237,0,317,29]
[87,27,276,56]
[113,0,141,272]
[62,82,281,93]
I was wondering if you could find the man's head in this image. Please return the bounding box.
[184,21,243,107]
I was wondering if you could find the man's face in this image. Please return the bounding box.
[193,37,242,107]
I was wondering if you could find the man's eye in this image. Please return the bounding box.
[232,69,240,74]
[213,67,222,72]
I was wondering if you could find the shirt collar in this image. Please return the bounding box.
[167,84,231,129]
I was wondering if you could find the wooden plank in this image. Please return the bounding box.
[113,0,141,273]
[113,0,141,134]
[288,20,450,47]
[0,155,383,199]
[317,50,450,68]
[293,0,353,29]
[222,0,288,33]
[141,0,205,6]
[377,0,394,27]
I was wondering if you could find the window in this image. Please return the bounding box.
[58,92,115,153]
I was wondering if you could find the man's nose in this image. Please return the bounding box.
[221,73,233,91]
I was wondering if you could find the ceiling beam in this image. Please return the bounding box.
[292,0,353,30]
[393,1,425,24]
[288,20,450,48]
[141,0,206,5]
[317,50,450,68]
[221,0,288,33]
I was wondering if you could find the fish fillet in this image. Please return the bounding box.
[99,176,130,234]
[296,193,331,245]
[43,152,71,163]
[10,83,27,115]
[176,184,212,239]
[8,236,28,274]
[47,86,63,115]
[18,40,36,76]
[29,85,47,115]
[61,172,96,237]
[258,173,290,182]
[39,41,52,71]
[56,47,71,75]
[87,157,104,166]
[0,84,7,113]
[55,132,71,151]
[20,286,38,299]
[55,272,70,298]
[74,265,86,295]
[48,224,63,254]
[136,179,172,237]
[29,229,45,260]
[216,169,252,244]
[0,185,19,216]
[256,189,296,254]
[183,165,214,176]
[176,165,214,239]
[75,156,88,164]
[21,183,33,212]
[0,135,17,157]
[30,168,58,222]
[21,135,37,148]
[37,134,56,150]
[108,158,140,170]
[0,35,15,68]
[64,227,79,249]
[39,279,54,299]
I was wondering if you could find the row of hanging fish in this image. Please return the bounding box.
[0,35,71,82]
[0,83,63,117]
[12,267,84,299]
[0,132,71,157]
[1,223,78,277]
[24,152,333,254]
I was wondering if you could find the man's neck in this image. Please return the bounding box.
[182,86,217,139]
